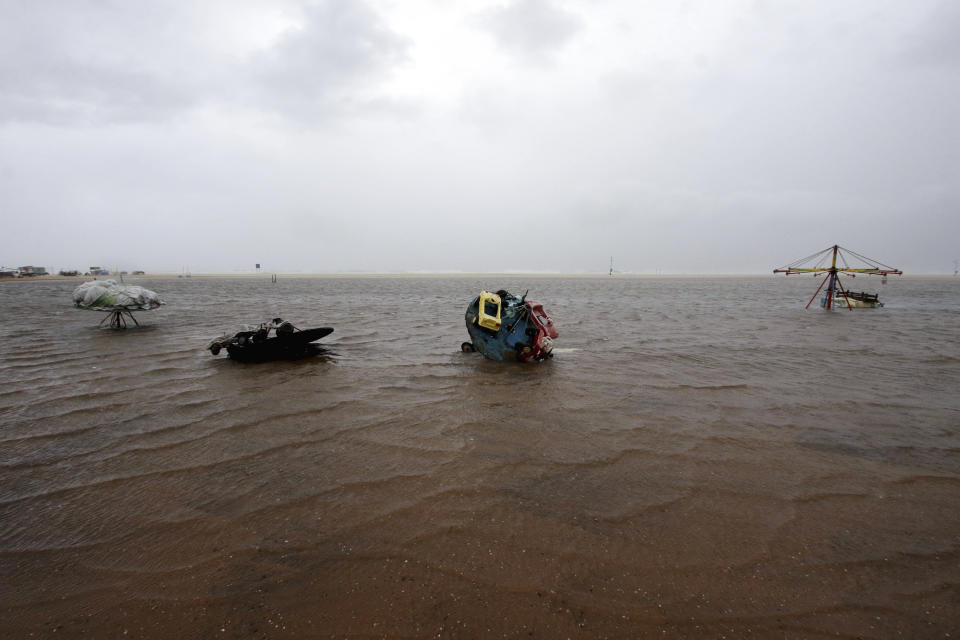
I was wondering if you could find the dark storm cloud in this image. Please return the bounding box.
[478,0,582,61]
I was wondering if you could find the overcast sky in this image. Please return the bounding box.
[1,0,957,274]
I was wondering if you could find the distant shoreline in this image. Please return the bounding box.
[1,272,952,282]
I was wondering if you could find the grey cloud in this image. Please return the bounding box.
[0,1,204,124]
[1,1,957,274]
[0,62,195,125]
[0,0,409,126]
[248,0,410,119]
[898,1,960,68]
[478,0,582,61]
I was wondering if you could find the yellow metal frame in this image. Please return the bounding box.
[477,291,502,331]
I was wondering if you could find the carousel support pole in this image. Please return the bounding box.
[805,273,830,309]
[824,245,840,310]
[825,270,836,310]
[103,310,134,329]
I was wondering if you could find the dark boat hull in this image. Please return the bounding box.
[222,327,334,362]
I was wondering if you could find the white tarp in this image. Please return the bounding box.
[72,280,164,311]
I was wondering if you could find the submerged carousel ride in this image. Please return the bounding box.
[462,289,558,361]
[774,244,902,309]
[72,279,164,327]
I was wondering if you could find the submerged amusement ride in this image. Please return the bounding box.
[774,245,902,309]
[462,289,558,362]
[72,279,165,327]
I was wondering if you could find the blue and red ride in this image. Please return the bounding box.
[462,289,558,362]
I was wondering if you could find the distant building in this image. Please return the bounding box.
[18,266,47,276]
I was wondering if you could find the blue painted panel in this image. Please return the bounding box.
[464,293,535,362]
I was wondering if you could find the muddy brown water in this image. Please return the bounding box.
[1,276,958,638]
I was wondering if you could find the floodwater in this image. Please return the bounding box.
[1,275,958,638]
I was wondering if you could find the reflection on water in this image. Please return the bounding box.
[1,276,958,638]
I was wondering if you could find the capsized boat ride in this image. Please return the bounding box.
[462,289,558,362]
[208,318,333,361]
[774,245,902,310]
[72,279,164,328]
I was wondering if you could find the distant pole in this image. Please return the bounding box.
[609,256,613,276]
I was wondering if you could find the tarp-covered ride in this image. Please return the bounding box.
[72,279,164,328]
[208,318,333,362]
[462,289,557,362]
